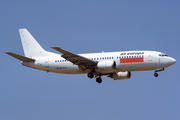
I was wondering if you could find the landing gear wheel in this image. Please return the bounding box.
[154,72,158,77]
[87,73,94,79]
[96,77,102,83]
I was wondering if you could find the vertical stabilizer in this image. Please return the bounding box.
[19,29,47,58]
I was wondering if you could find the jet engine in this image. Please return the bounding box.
[97,60,116,70]
[109,71,131,80]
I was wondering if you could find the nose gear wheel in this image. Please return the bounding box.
[154,72,158,77]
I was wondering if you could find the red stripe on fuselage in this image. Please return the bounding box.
[120,57,143,63]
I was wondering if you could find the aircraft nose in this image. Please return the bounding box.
[169,57,176,65]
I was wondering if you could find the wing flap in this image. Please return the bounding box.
[51,47,97,66]
[5,52,35,62]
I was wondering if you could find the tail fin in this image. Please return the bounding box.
[19,29,47,58]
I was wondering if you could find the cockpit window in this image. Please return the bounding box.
[159,53,168,57]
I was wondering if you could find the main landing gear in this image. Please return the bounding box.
[154,68,164,77]
[87,72,102,83]
[96,77,102,83]
[87,72,94,78]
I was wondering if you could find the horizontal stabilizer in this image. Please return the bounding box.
[5,52,35,62]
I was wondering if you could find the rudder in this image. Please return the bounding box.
[19,29,47,58]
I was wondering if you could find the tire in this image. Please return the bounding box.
[154,73,158,77]
[96,77,102,83]
[87,73,94,78]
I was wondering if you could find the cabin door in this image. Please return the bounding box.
[45,59,49,68]
[148,54,153,61]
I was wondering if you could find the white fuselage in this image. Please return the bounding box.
[22,50,176,74]
[5,29,176,83]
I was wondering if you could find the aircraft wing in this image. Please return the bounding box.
[51,47,97,70]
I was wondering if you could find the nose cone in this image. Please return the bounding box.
[169,57,176,65]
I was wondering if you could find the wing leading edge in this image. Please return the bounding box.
[51,47,97,70]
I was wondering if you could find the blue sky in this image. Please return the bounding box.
[1,1,180,120]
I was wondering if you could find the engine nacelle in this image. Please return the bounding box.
[97,60,116,70]
[110,71,131,80]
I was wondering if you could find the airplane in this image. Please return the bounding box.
[5,29,176,83]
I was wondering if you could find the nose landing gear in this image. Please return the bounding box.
[154,72,158,77]
[154,68,164,77]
